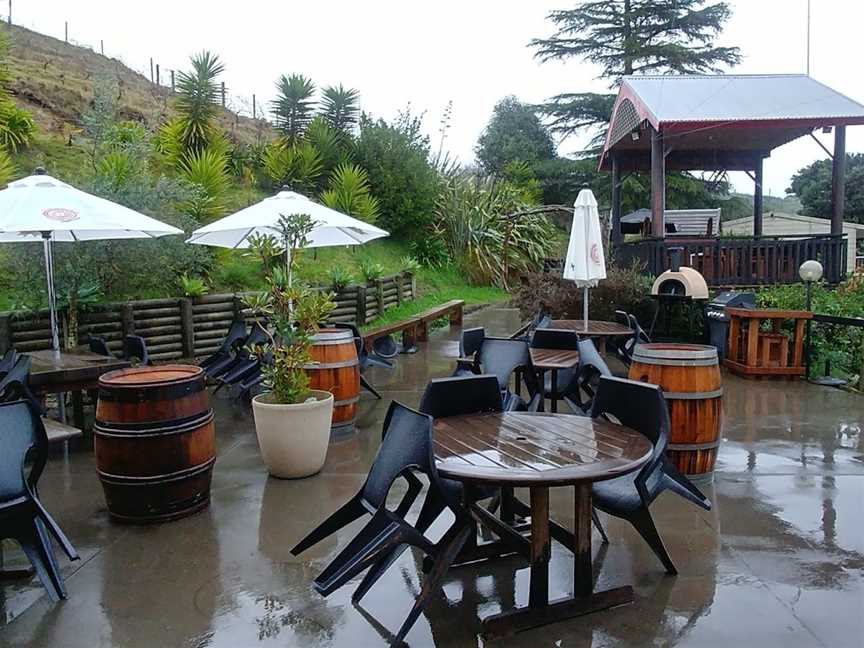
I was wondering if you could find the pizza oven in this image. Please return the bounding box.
[650,248,709,299]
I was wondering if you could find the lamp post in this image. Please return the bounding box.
[799,259,823,379]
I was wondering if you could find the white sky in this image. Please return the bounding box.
[10,0,864,197]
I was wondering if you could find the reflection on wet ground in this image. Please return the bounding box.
[1,307,862,647]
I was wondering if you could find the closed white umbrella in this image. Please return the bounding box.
[0,172,184,354]
[186,190,389,249]
[563,188,606,331]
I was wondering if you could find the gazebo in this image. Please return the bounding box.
[600,74,864,285]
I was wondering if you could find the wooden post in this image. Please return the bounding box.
[610,153,622,246]
[409,272,416,299]
[355,284,367,324]
[650,126,665,237]
[7,0,10,26]
[179,298,195,358]
[831,125,846,236]
[0,314,11,354]
[171,70,175,91]
[395,273,404,306]
[149,57,154,83]
[64,21,68,42]
[120,303,135,336]
[252,94,256,119]
[753,157,764,238]
[221,81,226,107]
[155,64,160,86]
[100,39,104,55]
[375,279,385,315]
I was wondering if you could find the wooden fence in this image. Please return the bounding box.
[0,272,416,361]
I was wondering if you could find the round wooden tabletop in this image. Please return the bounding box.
[550,319,633,337]
[433,412,652,487]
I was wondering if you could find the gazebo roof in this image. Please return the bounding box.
[600,74,864,171]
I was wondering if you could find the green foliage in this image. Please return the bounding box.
[409,237,450,268]
[212,256,264,292]
[502,160,543,205]
[174,51,224,155]
[434,173,556,286]
[179,274,209,298]
[353,110,440,239]
[178,147,230,220]
[0,146,16,185]
[261,138,323,192]
[96,149,138,192]
[359,258,385,282]
[530,1,741,138]
[246,213,336,404]
[788,154,864,224]
[757,278,864,381]
[305,116,350,179]
[401,256,421,273]
[321,84,360,135]
[475,96,556,175]
[271,74,317,143]
[327,266,354,291]
[320,163,380,223]
[0,100,35,152]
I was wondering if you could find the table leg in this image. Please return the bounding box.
[514,367,521,398]
[536,369,545,412]
[528,487,550,608]
[550,370,558,414]
[573,483,592,597]
[71,390,85,430]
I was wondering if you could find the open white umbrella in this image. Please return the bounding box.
[0,172,184,354]
[563,188,606,331]
[186,191,389,250]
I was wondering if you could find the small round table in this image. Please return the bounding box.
[433,411,652,640]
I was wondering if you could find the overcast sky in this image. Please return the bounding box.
[11,0,864,197]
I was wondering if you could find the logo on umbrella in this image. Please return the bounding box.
[590,243,601,265]
[42,207,79,223]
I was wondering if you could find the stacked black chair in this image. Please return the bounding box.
[566,338,613,414]
[122,335,150,366]
[0,355,43,413]
[292,401,473,645]
[213,324,271,394]
[88,336,112,357]
[199,320,247,374]
[452,326,485,376]
[589,376,712,574]
[334,323,393,400]
[207,322,269,381]
[0,400,80,600]
[0,347,18,378]
[474,337,538,410]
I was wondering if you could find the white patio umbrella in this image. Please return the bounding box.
[562,188,607,331]
[0,172,184,354]
[186,190,389,250]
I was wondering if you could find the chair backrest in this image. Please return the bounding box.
[590,376,669,481]
[459,327,485,358]
[330,323,368,365]
[244,323,270,352]
[0,355,32,400]
[477,338,531,392]
[89,336,112,357]
[530,328,580,351]
[0,400,47,502]
[577,338,612,377]
[223,320,248,351]
[362,401,436,509]
[123,335,149,365]
[629,314,651,343]
[0,348,18,376]
[419,375,503,418]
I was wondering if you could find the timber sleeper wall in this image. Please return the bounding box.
[0,271,417,360]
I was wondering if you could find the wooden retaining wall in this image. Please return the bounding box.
[0,272,417,360]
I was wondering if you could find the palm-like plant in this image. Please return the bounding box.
[321,84,360,134]
[0,147,16,186]
[271,74,316,143]
[178,147,230,221]
[320,163,380,224]
[175,51,224,155]
[262,139,323,193]
[305,116,349,180]
[0,100,35,152]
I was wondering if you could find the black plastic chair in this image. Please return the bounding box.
[334,323,392,400]
[566,338,612,414]
[0,355,43,414]
[209,322,269,381]
[0,347,18,378]
[475,337,537,411]
[589,376,712,575]
[530,327,581,407]
[88,336,112,357]
[452,326,485,376]
[122,335,150,366]
[292,401,473,645]
[612,310,651,367]
[199,320,247,373]
[0,400,80,600]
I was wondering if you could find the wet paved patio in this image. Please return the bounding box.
[1,307,862,647]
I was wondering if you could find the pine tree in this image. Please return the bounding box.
[530,0,741,140]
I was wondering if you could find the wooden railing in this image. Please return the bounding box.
[616,234,848,286]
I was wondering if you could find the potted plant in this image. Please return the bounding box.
[247,213,336,478]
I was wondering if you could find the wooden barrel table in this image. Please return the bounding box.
[94,365,216,523]
[628,343,723,483]
[306,329,360,433]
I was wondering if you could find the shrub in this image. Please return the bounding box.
[327,266,354,291]
[261,139,322,192]
[401,256,421,274]
[513,262,654,323]
[179,274,209,298]
[359,258,385,282]
[409,236,450,268]
[178,147,230,221]
[212,257,263,292]
[0,100,35,152]
[353,110,439,239]
[0,147,16,186]
[320,163,380,223]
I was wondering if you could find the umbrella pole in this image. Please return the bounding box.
[42,233,61,356]
[583,286,589,332]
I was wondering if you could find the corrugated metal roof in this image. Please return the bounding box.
[623,74,864,124]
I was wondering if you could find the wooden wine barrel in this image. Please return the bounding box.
[94,365,215,523]
[628,343,723,483]
[305,329,360,433]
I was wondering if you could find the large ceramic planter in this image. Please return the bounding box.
[252,390,334,479]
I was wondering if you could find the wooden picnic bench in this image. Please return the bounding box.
[362,299,464,351]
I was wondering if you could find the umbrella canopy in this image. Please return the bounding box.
[186,191,389,249]
[0,172,184,354]
[0,173,184,241]
[563,188,607,329]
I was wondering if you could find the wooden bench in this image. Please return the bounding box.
[41,417,83,444]
[362,300,465,351]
